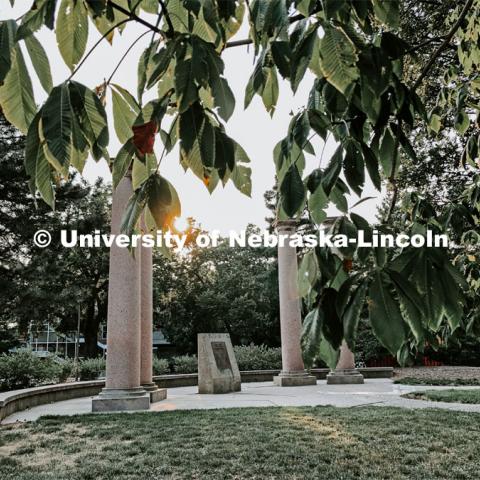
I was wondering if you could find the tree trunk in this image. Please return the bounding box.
[83,300,100,358]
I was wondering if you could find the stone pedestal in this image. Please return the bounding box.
[273,220,316,387]
[326,341,364,385]
[92,174,149,412]
[198,333,241,394]
[139,216,165,404]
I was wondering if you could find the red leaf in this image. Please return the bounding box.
[132,121,158,155]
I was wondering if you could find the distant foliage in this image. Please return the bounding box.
[233,345,282,371]
[152,357,170,375]
[0,350,70,391]
[172,355,198,374]
[77,357,106,381]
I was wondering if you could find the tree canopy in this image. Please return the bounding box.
[1,0,479,366]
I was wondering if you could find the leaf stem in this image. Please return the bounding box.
[107,0,165,37]
[67,18,131,82]
[106,30,151,85]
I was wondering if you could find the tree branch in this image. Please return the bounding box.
[107,0,165,37]
[158,0,175,37]
[385,123,402,223]
[413,0,474,90]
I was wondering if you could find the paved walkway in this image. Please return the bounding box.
[4,379,480,424]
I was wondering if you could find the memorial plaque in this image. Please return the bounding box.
[197,333,241,394]
[212,341,232,371]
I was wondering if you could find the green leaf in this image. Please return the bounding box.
[211,76,235,121]
[321,146,343,195]
[70,114,89,173]
[372,0,399,28]
[387,269,425,345]
[138,39,159,101]
[24,34,53,93]
[0,20,16,85]
[230,142,252,197]
[41,83,72,168]
[179,102,204,154]
[361,143,381,191]
[36,143,55,209]
[175,58,199,113]
[56,0,89,71]
[308,184,328,225]
[112,88,138,144]
[317,336,339,370]
[113,138,136,188]
[17,0,57,40]
[68,81,109,151]
[343,281,368,351]
[147,174,174,229]
[301,308,323,367]
[121,187,148,237]
[454,110,470,135]
[319,25,359,95]
[343,141,364,196]
[280,164,305,217]
[0,44,36,134]
[291,25,318,92]
[298,250,319,297]
[25,111,41,193]
[261,67,279,116]
[368,270,407,356]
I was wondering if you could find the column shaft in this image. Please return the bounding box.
[140,226,153,386]
[273,220,316,387]
[92,174,150,411]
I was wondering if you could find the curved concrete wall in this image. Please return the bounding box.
[0,367,393,421]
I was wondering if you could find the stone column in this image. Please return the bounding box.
[273,220,317,387]
[140,216,167,403]
[92,173,150,412]
[326,340,364,384]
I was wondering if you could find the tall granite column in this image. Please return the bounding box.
[326,340,364,384]
[140,216,167,403]
[273,220,317,387]
[92,173,150,412]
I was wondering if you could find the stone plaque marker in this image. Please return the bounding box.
[198,334,241,394]
[212,342,232,371]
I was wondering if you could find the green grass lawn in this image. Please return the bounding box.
[405,389,480,404]
[2,407,480,480]
[394,377,480,386]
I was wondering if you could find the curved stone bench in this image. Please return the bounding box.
[0,367,393,421]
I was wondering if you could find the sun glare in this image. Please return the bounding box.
[173,216,189,233]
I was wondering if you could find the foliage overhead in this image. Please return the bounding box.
[1,0,480,365]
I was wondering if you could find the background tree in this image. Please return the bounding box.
[0,114,111,356]
[153,224,280,353]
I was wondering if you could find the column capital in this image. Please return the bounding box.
[274,219,298,233]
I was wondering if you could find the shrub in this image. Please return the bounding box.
[153,357,170,375]
[233,345,282,371]
[0,349,65,391]
[78,357,106,381]
[172,355,197,374]
[56,358,74,382]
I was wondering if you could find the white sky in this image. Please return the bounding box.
[1,4,381,234]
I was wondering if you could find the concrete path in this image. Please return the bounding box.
[4,379,480,424]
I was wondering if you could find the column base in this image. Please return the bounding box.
[142,383,167,403]
[326,369,364,385]
[273,371,317,387]
[92,387,150,412]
